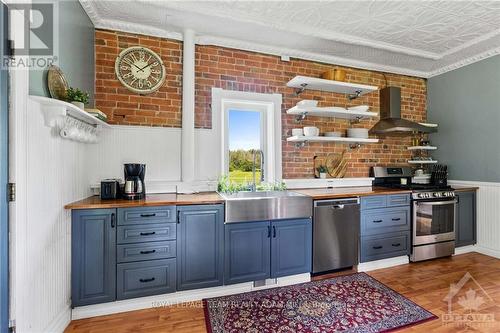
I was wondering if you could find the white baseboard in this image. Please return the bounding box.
[475,245,500,259]
[44,307,71,333]
[72,273,310,320]
[454,245,477,255]
[357,256,409,272]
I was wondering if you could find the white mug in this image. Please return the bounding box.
[291,128,303,136]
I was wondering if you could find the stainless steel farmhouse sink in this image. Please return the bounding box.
[220,191,312,223]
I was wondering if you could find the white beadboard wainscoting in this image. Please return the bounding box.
[450,180,500,258]
[87,126,219,193]
[11,99,92,332]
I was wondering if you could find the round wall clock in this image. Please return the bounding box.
[114,46,166,95]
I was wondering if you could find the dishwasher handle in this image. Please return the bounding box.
[314,198,360,208]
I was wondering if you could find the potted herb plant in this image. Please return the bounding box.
[317,165,328,179]
[66,87,89,109]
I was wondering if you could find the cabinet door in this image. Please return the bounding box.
[177,205,224,291]
[71,209,116,306]
[456,191,477,247]
[271,219,312,278]
[225,221,271,285]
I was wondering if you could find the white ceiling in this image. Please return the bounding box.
[81,0,500,78]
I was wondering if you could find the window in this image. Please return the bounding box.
[228,109,263,184]
[212,89,282,185]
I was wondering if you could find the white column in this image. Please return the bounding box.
[181,28,195,183]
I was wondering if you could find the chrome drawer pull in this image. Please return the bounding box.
[139,277,155,283]
[372,220,383,223]
[140,249,156,254]
[372,245,383,249]
[392,243,401,247]
[140,231,156,236]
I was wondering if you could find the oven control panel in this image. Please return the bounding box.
[413,191,455,199]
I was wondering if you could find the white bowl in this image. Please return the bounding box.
[324,131,342,137]
[297,100,318,108]
[291,128,304,136]
[303,126,319,137]
[347,128,368,139]
[348,105,369,112]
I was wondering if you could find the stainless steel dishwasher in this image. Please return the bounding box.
[313,197,360,274]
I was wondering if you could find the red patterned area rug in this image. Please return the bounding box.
[203,273,437,333]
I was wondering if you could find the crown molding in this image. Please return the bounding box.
[427,45,500,78]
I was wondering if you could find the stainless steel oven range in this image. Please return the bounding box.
[411,190,456,261]
[371,166,456,262]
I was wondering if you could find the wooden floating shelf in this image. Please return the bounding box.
[407,146,437,150]
[287,135,379,144]
[287,106,378,120]
[30,95,111,128]
[408,160,438,164]
[287,75,378,97]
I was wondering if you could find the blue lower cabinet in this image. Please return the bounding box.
[271,219,312,278]
[116,258,176,300]
[360,232,410,262]
[225,221,271,285]
[456,191,477,247]
[177,205,224,291]
[71,209,117,307]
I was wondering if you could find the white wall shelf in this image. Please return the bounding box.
[30,95,111,129]
[407,146,437,150]
[287,135,379,148]
[408,160,438,164]
[287,106,378,120]
[287,75,378,98]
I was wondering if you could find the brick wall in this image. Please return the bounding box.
[95,29,427,178]
[195,45,427,178]
[95,30,182,126]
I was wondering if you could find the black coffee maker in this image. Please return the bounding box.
[123,163,146,200]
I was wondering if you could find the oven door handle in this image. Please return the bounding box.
[416,200,457,206]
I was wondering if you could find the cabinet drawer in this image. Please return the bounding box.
[117,259,176,300]
[361,196,387,210]
[387,194,410,207]
[361,207,410,236]
[118,206,176,226]
[117,223,176,244]
[360,233,409,262]
[117,241,176,263]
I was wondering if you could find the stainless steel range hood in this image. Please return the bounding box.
[369,87,436,135]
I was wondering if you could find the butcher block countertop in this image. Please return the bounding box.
[65,185,479,209]
[452,186,479,192]
[65,192,224,209]
[292,187,412,200]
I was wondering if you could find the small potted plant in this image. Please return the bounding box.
[317,165,328,179]
[66,87,89,109]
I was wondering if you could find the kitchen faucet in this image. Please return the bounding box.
[251,150,264,191]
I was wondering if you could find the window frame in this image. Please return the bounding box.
[212,88,282,183]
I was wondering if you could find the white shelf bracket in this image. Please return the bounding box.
[42,105,65,127]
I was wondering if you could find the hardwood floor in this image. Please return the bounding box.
[65,252,500,332]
